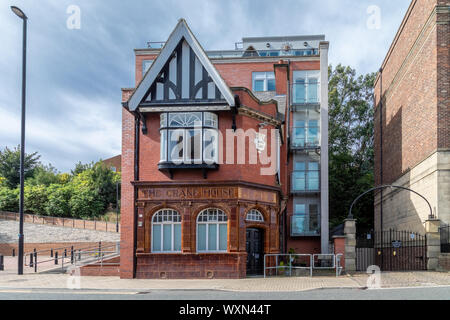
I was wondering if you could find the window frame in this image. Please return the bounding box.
[291,200,321,236]
[196,208,228,253]
[292,160,321,192]
[151,209,182,253]
[245,209,265,222]
[292,70,320,104]
[159,112,219,165]
[252,72,276,92]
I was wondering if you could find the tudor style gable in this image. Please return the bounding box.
[127,19,235,112]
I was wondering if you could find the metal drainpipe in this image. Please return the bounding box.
[133,111,140,278]
[285,59,291,254]
[379,67,383,267]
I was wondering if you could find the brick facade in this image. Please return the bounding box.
[373,0,450,232]
[119,21,329,278]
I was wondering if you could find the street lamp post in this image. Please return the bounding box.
[11,6,28,275]
[116,182,120,232]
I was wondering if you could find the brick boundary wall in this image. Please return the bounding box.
[0,211,120,233]
[0,242,117,256]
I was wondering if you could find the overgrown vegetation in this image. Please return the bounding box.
[0,147,120,219]
[328,64,376,230]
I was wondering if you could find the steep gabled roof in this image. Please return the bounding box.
[127,19,235,111]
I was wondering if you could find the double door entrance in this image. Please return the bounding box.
[246,228,264,275]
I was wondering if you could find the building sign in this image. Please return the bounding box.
[392,240,402,248]
[138,186,277,204]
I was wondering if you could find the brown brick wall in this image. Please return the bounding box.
[135,253,247,279]
[374,0,449,185]
[102,155,122,172]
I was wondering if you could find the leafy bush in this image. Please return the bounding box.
[69,186,104,219]
[0,186,19,212]
[24,184,48,215]
[45,184,73,217]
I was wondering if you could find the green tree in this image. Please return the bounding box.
[24,184,48,215]
[46,183,73,217]
[328,64,376,230]
[26,164,60,186]
[0,146,40,188]
[71,161,93,176]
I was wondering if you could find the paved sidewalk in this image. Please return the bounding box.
[0,270,448,292]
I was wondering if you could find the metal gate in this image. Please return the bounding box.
[356,229,427,271]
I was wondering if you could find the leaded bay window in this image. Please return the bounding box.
[159,112,219,165]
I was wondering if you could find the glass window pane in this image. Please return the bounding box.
[294,162,305,171]
[152,225,161,252]
[219,224,227,251]
[185,129,202,162]
[163,224,172,251]
[294,80,305,103]
[204,112,218,128]
[295,204,306,215]
[168,129,184,162]
[309,162,319,170]
[293,172,305,191]
[308,171,319,190]
[203,129,218,163]
[198,224,206,251]
[208,224,217,251]
[254,80,264,92]
[292,216,306,234]
[174,224,181,251]
[308,82,318,103]
[160,130,167,161]
[267,79,276,91]
[169,112,202,127]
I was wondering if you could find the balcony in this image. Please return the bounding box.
[290,126,320,151]
[291,171,320,194]
[291,215,320,237]
[206,48,319,59]
[291,82,320,107]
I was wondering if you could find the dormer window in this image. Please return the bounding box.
[159,112,219,165]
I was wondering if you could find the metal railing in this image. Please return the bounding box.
[440,225,450,253]
[0,211,120,233]
[264,253,343,278]
[264,254,313,278]
[24,242,120,273]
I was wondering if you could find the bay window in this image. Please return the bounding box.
[159,112,219,165]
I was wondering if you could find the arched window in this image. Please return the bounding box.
[197,208,228,252]
[152,209,181,253]
[246,209,264,222]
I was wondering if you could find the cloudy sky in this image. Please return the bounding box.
[0,0,411,172]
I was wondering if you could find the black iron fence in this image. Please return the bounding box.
[440,225,450,253]
[356,229,427,271]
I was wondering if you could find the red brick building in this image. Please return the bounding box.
[374,0,449,233]
[120,20,329,279]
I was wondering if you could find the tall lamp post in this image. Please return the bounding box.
[11,6,28,275]
[116,182,121,232]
